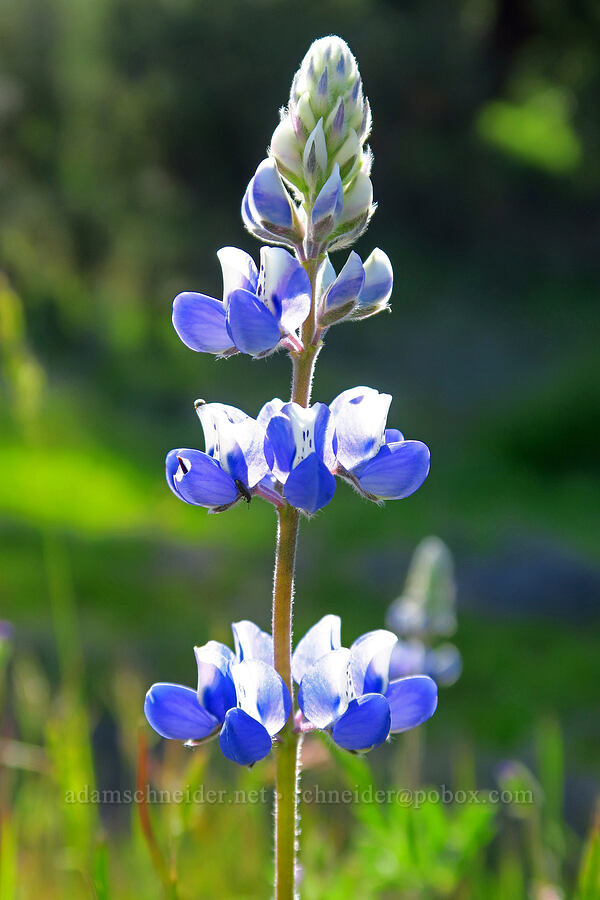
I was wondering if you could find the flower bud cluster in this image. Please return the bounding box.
[244,36,376,256]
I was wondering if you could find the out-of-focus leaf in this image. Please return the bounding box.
[476,89,582,174]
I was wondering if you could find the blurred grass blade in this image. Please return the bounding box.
[0,814,17,900]
[136,729,179,900]
[93,841,110,900]
[43,530,84,687]
[576,803,600,900]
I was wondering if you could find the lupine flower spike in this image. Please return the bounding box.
[166,400,280,512]
[173,246,311,358]
[259,386,430,515]
[150,34,438,899]
[387,538,463,687]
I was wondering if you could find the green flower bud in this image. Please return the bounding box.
[270,36,373,236]
[327,171,375,251]
[291,37,365,140]
[264,37,378,255]
[270,116,303,184]
[302,119,328,190]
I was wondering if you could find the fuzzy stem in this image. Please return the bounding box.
[272,504,300,699]
[272,252,321,899]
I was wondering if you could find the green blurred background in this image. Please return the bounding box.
[1,0,599,897]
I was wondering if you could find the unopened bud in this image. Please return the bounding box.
[270,115,303,185]
[242,159,303,249]
[333,128,360,180]
[328,172,374,251]
[292,37,363,139]
[270,35,374,238]
[302,119,328,190]
[320,250,364,326]
[311,164,343,241]
[349,248,393,320]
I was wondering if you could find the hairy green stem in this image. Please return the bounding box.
[271,491,301,900]
[272,504,300,699]
[272,252,322,899]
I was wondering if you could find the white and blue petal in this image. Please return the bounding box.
[284,454,337,514]
[311,163,343,228]
[165,449,239,508]
[352,248,393,318]
[217,247,258,303]
[194,642,236,722]
[264,412,296,482]
[193,659,236,723]
[218,707,273,766]
[350,629,397,696]
[194,639,235,674]
[196,402,246,457]
[195,403,269,489]
[292,614,342,685]
[247,159,294,229]
[226,288,281,356]
[283,401,337,472]
[242,187,275,242]
[323,252,365,319]
[384,675,438,733]
[355,440,431,500]
[232,620,274,666]
[298,648,352,729]
[384,428,404,444]
[332,693,391,751]
[144,683,220,741]
[257,397,286,430]
[329,386,391,472]
[258,247,311,336]
[264,401,336,485]
[231,659,291,737]
[172,293,234,355]
[315,256,336,301]
[303,119,328,178]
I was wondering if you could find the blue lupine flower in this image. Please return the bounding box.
[258,398,338,515]
[166,400,273,512]
[172,245,311,358]
[293,616,437,752]
[318,248,393,325]
[256,386,430,515]
[144,621,289,766]
[167,388,429,517]
[329,386,430,501]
